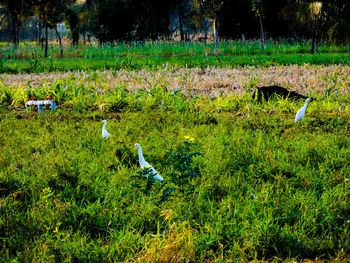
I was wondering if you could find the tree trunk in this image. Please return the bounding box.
[311,31,316,54]
[259,16,265,53]
[315,27,319,53]
[44,26,48,57]
[204,19,209,44]
[178,8,184,41]
[213,18,218,53]
[88,33,91,45]
[54,25,63,57]
[11,17,17,46]
[72,29,79,47]
[38,21,42,45]
[17,27,20,45]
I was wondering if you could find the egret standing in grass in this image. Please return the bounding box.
[294,98,311,123]
[101,120,111,139]
[133,143,163,181]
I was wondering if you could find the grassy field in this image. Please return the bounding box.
[0,41,349,262]
[1,88,349,262]
[1,41,350,73]
[2,40,350,59]
[1,53,350,74]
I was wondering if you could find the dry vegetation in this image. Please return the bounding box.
[1,65,349,97]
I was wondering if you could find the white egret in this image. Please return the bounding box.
[133,143,163,181]
[101,120,111,139]
[294,98,310,123]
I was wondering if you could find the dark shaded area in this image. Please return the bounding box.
[219,0,296,39]
[89,0,135,42]
[252,85,309,102]
[0,177,21,198]
[1,0,349,47]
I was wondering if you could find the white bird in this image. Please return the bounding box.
[101,120,111,139]
[294,98,311,123]
[133,143,164,181]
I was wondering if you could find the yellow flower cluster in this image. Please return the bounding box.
[184,135,195,142]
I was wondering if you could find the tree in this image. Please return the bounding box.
[295,0,325,53]
[252,0,265,53]
[293,0,350,52]
[0,0,32,45]
[192,0,224,53]
[77,3,91,44]
[172,0,187,41]
[89,0,135,42]
[88,0,176,42]
[323,0,350,44]
[65,5,80,46]
[132,0,174,40]
[32,0,75,57]
[85,0,99,11]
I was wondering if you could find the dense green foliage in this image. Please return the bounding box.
[1,41,350,74]
[0,85,349,261]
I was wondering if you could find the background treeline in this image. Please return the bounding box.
[0,0,349,51]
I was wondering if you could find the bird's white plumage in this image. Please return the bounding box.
[102,120,111,139]
[294,98,310,123]
[133,143,163,181]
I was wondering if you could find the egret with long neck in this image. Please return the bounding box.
[294,98,310,123]
[133,143,163,181]
[101,120,111,139]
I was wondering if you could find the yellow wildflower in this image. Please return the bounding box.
[184,135,190,140]
[144,166,151,169]
[189,137,195,142]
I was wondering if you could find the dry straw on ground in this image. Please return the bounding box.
[1,65,349,97]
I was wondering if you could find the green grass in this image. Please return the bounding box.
[1,40,350,73]
[1,52,349,74]
[0,89,349,261]
[0,40,349,261]
[2,40,350,59]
